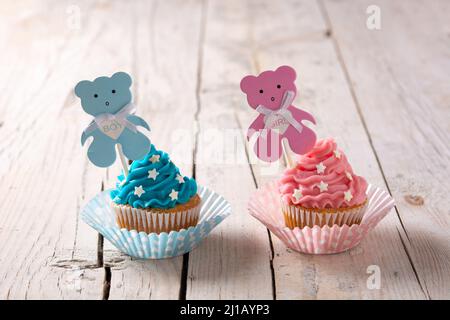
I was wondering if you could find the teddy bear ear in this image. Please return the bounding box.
[111,71,132,87]
[74,80,91,98]
[276,65,297,81]
[240,75,257,93]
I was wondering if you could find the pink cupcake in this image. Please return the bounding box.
[278,138,368,228]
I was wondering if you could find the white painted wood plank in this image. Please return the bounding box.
[323,0,450,299]
[185,0,274,299]
[105,0,202,299]
[0,0,137,299]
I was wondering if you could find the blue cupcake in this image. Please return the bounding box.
[111,144,200,234]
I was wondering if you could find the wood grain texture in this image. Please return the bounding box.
[0,0,108,299]
[104,0,202,299]
[322,0,450,299]
[0,0,448,300]
[233,0,427,299]
[185,0,274,299]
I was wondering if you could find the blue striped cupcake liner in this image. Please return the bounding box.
[81,185,231,259]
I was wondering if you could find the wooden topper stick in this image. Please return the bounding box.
[281,139,294,169]
[116,144,129,177]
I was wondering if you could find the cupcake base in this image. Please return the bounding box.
[113,194,201,234]
[249,182,394,254]
[82,186,231,259]
[282,200,367,229]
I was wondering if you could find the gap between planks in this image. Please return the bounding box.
[104,1,205,299]
[234,112,278,300]
[316,0,430,299]
[180,0,211,301]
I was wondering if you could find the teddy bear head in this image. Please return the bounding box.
[240,65,297,110]
[75,72,132,116]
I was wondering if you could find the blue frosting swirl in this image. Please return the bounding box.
[110,144,197,209]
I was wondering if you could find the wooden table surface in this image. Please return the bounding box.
[0,0,449,300]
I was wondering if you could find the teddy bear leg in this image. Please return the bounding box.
[87,132,117,167]
[284,126,317,155]
[118,129,151,161]
[254,130,283,162]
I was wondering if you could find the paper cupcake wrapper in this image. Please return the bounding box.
[248,182,395,254]
[113,202,200,234]
[81,185,231,259]
[282,201,367,229]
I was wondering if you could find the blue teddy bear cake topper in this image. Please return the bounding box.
[75,72,151,168]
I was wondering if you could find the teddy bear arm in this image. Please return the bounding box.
[127,114,150,131]
[289,106,316,124]
[81,132,88,146]
[81,129,96,146]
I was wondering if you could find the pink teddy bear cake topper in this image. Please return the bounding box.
[240,65,317,162]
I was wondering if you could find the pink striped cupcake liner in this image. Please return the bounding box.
[248,182,395,254]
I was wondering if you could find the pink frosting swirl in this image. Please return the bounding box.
[278,138,368,209]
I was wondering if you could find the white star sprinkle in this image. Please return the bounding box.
[334,149,341,159]
[346,171,353,181]
[316,162,326,174]
[147,168,159,180]
[344,190,353,202]
[169,189,178,201]
[134,185,145,197]
[292,188,303,202]
[317,181,328,192]
[176,174,185,184]
[149,154,160,164]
